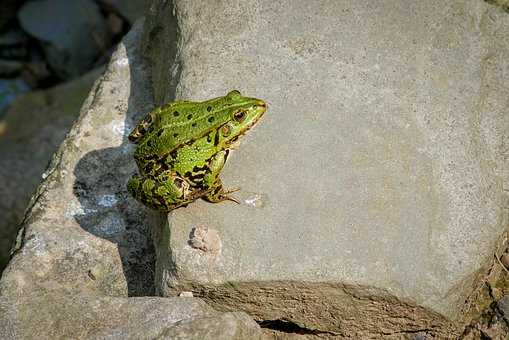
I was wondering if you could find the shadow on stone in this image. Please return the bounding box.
[73,149,157,296]
[72,19,164,296]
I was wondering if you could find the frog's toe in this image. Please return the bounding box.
[222,187,241,204]
[222,195,240,204]
[203,186,240,204]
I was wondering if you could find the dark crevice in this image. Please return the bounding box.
[484,276,509,329]
[258,319,338,336]
[459,278,509,339]
[381,328,433,336]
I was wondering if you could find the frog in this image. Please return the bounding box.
[127,90,267,212]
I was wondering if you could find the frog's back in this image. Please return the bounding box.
[133,91,257,160]
[127,100,189,143]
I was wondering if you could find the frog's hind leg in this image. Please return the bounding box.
[202,150,240,204]
[127,171,192,211]
[203,180,240,204]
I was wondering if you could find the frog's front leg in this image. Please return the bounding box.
[127,171,199,211]
[202,150,240,204]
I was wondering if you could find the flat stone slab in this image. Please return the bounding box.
[145,0,509,336]
[0,293,263,339]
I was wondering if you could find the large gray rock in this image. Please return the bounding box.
[18,0,111,79]
[0,293,263,339]
[143,0,509,337]
[1,21,151,302]
[0,68,102,272]
[0,20,265,339]
[3,0,508,338]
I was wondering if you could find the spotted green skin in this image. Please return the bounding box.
[127,90,266,212]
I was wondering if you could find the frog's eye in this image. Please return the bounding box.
[233,110,246,122]
[221,125,231,136]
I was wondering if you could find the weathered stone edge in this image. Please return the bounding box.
[162,280,458,338]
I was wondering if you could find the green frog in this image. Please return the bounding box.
[127,90,267,212]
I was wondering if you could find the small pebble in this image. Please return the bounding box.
[188,225,221,253]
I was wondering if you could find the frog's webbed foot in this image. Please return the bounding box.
[203,185,241,204]
[222,187,241,204]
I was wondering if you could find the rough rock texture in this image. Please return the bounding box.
[499,295,509,320]
[0,293,263,339]
[2,0,508,338]
[143,0,509,337]
[1,18,154,301]
[158,310,265,340]
[459,234,509,339]
[0,68,102,272]
[0,20,265,340]
[18,0,111,79]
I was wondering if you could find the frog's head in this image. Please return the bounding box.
[217,90,267,148]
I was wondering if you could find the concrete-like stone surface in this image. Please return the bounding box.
[144,0,509,336]
[0,293,264,339]
[0,68,102,272]
[159,311,265,340]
